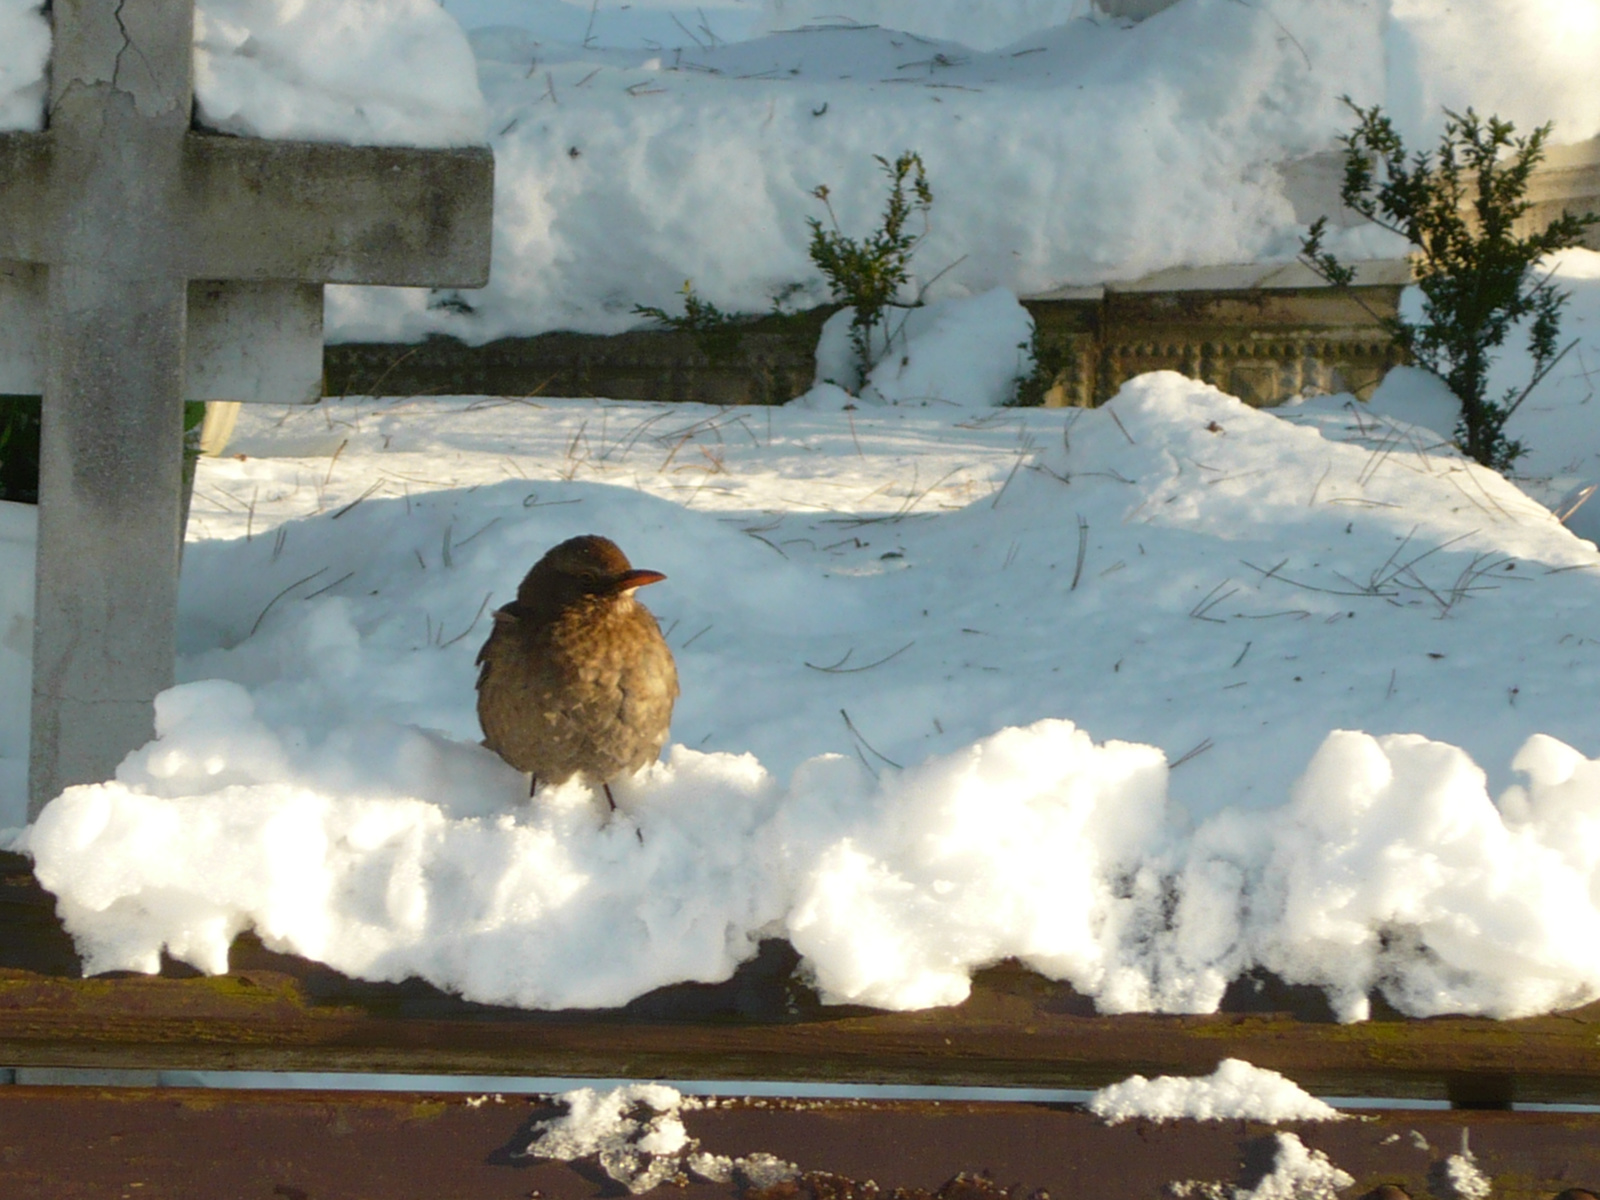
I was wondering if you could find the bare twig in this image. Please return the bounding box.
[302,571,355,601]
[1170,738,1214,769]
[1070,515,1088,591]
[441,592,495,648]
[1106,404,1136,445]
[1189,580,1238,622]
[841,708,902,769]
[330,480,384,520]
[454,516,502,549]
[806,641,915,673]
[321,439,349,490]
[250,567,328,637]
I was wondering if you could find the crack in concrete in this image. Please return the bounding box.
[108,0,154,102]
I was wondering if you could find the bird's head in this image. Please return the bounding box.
[516,534,666,611]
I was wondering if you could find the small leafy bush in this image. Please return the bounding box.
[633,279,739,337]
[1302,100,1598,471]
[807,151,933,385]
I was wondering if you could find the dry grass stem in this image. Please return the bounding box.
[250,567,328,637]
[805,641,915,674]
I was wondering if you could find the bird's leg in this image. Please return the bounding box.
[529,775,539,799]
[603,783,617,812]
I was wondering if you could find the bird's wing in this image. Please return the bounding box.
[475,605,523,677]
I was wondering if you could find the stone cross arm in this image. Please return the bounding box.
[0,131,492,288]
[4,0,496,818]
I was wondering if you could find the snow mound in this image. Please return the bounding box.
[25,671,1600,1019]
[808,287,1035,406]
[16,263,1600,1022]
[194,0,487,146]
[0,0,48,133]
[1088,1058,1344,1124]
[327,0,1600,343]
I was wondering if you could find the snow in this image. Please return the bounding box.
[524,1083,697,1194]
[521,1084,797,1194]
[808,287,1035,403]
[8,0,1595,341]
[1433,1150,1492,1200]
[1172,1132,1353,1200]
[13,258,1600,1019]
[6,0,1600,1022]
[0,1,48,133]
[0,0,486,146]
[1087,1059,1344,1124]
[193,0,487,147]
[324,0,1600,343]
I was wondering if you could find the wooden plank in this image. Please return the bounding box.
[1,1086,1599,1199]
[4,855,1600,1103]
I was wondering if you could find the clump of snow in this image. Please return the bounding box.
[787,720,1167,1010]
[194,0,488,146]
[524,1084,796,1194]
[1173,1132,1354,1200]
[1431,1150,1492,1200]
[0,0,48,133]
[526,1084,694,1193]
[1087,1059,1344,1124]
[809,287,1034,406]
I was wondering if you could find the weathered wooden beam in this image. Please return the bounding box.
[0,1087,1597,1200]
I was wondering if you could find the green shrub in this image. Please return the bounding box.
[807,151,933,385]
[0,396,41,504]
[0,396,206,508]
[633,279,739,337]
[1302,100,1599,471]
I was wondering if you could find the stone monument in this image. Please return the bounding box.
[0,0,493,817]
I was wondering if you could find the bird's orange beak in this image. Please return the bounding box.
[612,568,666,593]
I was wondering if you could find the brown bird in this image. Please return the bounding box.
[476,535,679,808]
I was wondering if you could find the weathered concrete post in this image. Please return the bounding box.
[0,0,493,817]
[32,1,194,815]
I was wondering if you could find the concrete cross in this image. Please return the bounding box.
[0,1,493,817]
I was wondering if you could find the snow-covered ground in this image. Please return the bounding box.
[331,0,1600,342]
[6,0,1600,1026]
[8,254,1600,1023]
[5,0,1595,335]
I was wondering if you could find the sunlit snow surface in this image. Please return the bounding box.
[327,0,1600,342]
[0,1,48,132]
[0,0,486,145]
[8,259,1600,1019]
